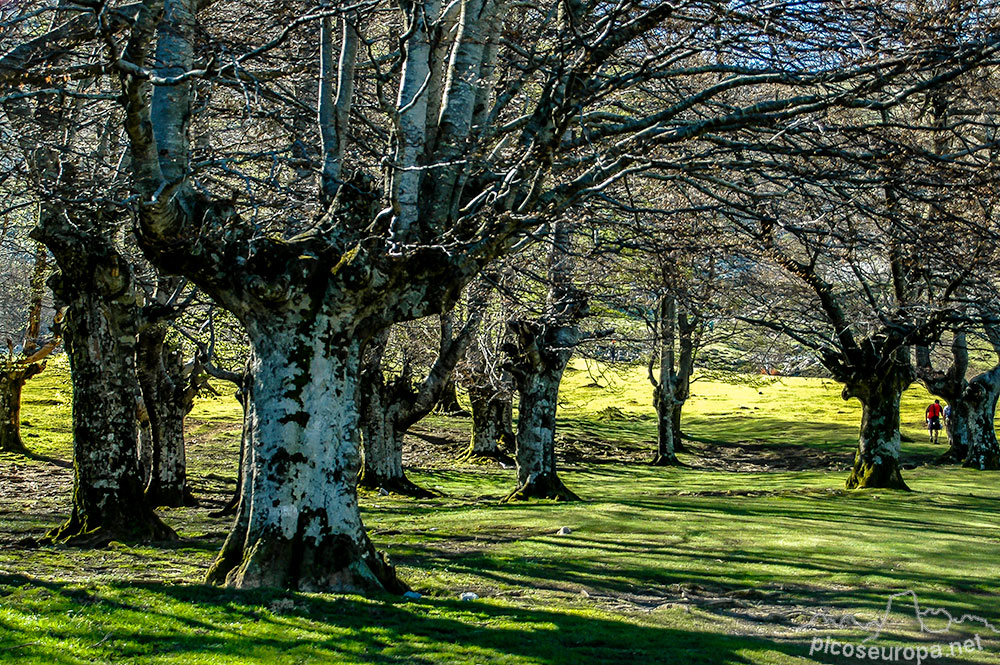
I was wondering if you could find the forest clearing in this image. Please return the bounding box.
[2,360,997,665]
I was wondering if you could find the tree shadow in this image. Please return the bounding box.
[0,574,815,664]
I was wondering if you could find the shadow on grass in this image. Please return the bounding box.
[0,574,808,665]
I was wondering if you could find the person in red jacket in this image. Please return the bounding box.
[926,400,944,444]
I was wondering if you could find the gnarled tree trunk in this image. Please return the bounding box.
[0,364,41,454]
[1,242,56,455]
[915,335,969,463]
[465,384,515,462]
[503,221,586,502]
[961,369,1000,471]
[205,312,406,593]
[845,376,910,490]
[34,220,174,544]
[360,300,486,495]
[136,325,195,507]
[358,332,433,497]
[505,331,579,501]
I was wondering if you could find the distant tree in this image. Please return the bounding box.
[916,327,1000,469]
[8,0,1000,589]
[359,282,489,496]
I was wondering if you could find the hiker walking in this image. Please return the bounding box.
[926,400,944,444]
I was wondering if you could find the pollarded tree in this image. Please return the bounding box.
[0,240,60,455]
[503,219,592,501]
[720,105,1000,489]
[359,283,488,496]
[10,0,999,590]
[916,327,1000,470]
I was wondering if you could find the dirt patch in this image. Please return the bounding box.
[558,437,650,465]
[0,455,74,547]
[403,422,470,469]
[685,439,851,473]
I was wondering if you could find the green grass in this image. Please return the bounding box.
[1,358,998,664]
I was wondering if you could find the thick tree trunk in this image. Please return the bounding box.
[205,316,407,593]
[464,385,515,462]
[670,403,687,453]
[435,378,466,414]
[651,383,680,466]
[45,279,175,544]
[941,398,970,463]
[0,366,38,454]
[504,347,578,502]
[961,375,1000,471]
[357,334,434,497]
[915,335,968,464]
[359,383,433,497]
[845,384,909,490]
[136,325,194,507]
[504,220,583,502]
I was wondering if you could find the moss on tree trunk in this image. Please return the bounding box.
[0,366,37,455]
[845,387,909,490]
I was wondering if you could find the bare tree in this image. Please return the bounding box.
[9,0,1000,590]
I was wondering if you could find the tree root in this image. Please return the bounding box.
[359,473,441,499]
[460,447,515,466]
[650,453,685,467]
[845,457,910,491]
[42,511,177,547]
[502,473,579,502]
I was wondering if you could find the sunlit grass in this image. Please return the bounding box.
[1,359,998,664]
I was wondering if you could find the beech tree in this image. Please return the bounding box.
[459,275,516,463]
[9,0,1000,590]
[724,102,1000,489]
[0,240,59,455]
[503,219,593,501]
[359,284,488,496]
[916,328,1000,470]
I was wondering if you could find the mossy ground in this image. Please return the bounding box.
[1,357,998,664]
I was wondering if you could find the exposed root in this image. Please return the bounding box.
[359,473,441,499]
[650,453,685,467]
[963,451,1000,471]
[42,511,177,547]
[206,530,409,595]
[502,473,579,502]
[845,456,910,491]
[460,447,515,467]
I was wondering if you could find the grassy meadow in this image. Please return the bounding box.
[0,357,998,664]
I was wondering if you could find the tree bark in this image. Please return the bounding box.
[208,366,251,519]
[650,294,680,466]
[651,382,680,466]
[358,334,434,497]
[845,380,910,490]
[0,364,40,454]
[961,369,1000,471]
[915,335,969,463]
[1,242,55,455]
[136,325,195,507]
[464,384,515,462]
[205,313,407,593]
[35,222,175,544]
[670,403,687,453]
[504,337,578,501]
[434,314,470,415]
[358,329,435,498]
[503,220,584,502]
[435,378,465,414]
